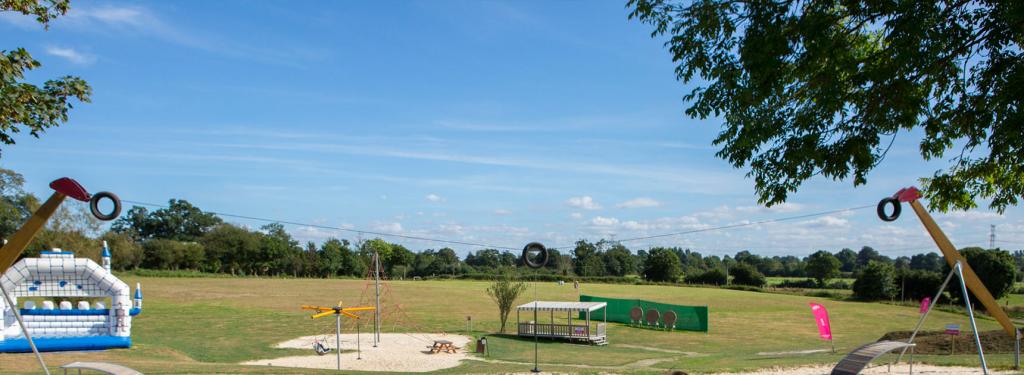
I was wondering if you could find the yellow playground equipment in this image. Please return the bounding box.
[301,301,375,370]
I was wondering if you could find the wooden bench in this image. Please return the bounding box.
[61,361,142,375]
[429,340,458,354]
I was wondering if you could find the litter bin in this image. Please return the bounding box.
[476,337,487,355]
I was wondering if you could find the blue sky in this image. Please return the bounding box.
[2,1,1021,257]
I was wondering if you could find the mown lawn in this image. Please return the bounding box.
[0,276,1017,374]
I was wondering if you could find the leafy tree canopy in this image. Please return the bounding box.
[805,250,840,286]
[111,200,223,241]
[629,0,1023,212]
[2,0,91,155]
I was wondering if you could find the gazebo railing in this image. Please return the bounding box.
[518,322,605,339]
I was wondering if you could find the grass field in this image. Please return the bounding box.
[0,276,1018,374]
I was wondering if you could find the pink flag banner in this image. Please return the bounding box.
[809,303,832,340]
[920,297,931,314]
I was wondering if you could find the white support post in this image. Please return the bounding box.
[897,265,958,363]
[956,262,989,374]
[336,313,341,371]
[0,282,49,375]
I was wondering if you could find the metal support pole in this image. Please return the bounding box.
[336,313,341,371]
[956,262,988,374]
[531,276,540,373]
[374,251,381,347]
[1015,329,1021,370]
[0,282,49,375]
[909,346,914,375]
[897,266,958,363]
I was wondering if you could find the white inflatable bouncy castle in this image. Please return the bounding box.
[0,243,142,352]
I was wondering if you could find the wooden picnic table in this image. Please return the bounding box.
[430,339,457,354]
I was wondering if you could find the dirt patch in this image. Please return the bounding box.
[880,330,1017,354]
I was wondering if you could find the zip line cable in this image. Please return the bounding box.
[120,200,942,253]
[120,200,520,251]
[549,204,878,250]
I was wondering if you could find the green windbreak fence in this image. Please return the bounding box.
[579,295,708,332]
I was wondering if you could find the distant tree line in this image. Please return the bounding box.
[0,168,1019,305]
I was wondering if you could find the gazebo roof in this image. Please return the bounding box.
[516,301,606,312]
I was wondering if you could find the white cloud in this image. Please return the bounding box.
[940,211,1004,220]
[591,216,619,226]
[0,12,41,29]
[800,216,850,228]
[566,196,602,210]
[735,202,804,214]
[438,223,465,235]
[616,197,662,209]
[53,5,314,69]
[371,222,403,233]
[570,212,583,219]
[426,193,445,203]
[493,209,511,216]
[45,46,96,65]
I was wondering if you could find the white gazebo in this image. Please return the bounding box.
[516,301,607,345]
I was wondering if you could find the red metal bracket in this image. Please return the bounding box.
[894,187,922,203]
[49,177,90,202]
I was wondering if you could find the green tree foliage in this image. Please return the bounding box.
[100,231,143,271]
[112,200,223,241]
[729,263,765,287]
[910,252,944,273]
[896,269,943,301]
[465,249,502,270]
[946,247,1017,305]
[853,261,897,301]
[0,168,39,239]
[141,239,205,271]
[642,247,682,282]
[485,269,528,333]
[602,243,637,276]
[805,250,841,287]
[573,239,603,276]
[856,246,886,269]
[684,268,727,286]
[628,0,1024,212]
[2,0,91,156]
[835,248,857,273]
[199,224,261,275]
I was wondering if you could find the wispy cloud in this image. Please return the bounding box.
[371,222,403,233]
[45,46,96,65]
[566,196,602,210]
[51,4,318,68]
[616,197,661,209]
[426,193,445,203]
[0,12,43,29]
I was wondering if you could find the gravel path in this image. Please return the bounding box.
[709,364,1014,375]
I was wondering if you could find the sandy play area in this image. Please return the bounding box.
[242,333,473,372]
